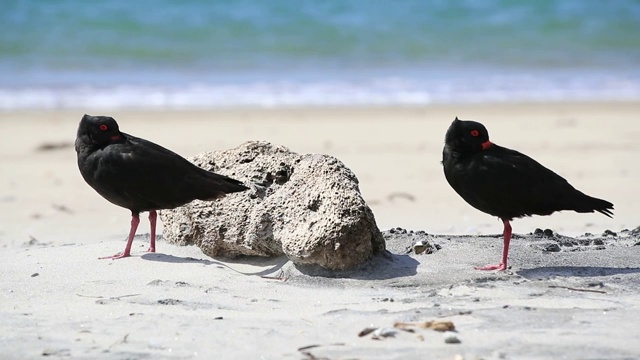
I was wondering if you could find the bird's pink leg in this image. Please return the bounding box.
[147,210,157,253]
[99,213,140,260]
[475,219,511,271]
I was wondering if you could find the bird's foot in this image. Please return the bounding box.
[146,247,156,253]
[474,263,507,271]
[98,252,131,260]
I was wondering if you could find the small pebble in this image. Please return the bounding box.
[31,273,39,278]
[443,331,461,344]
[541,243,561,252]
[413,240,429,254]
[358,327,377,337]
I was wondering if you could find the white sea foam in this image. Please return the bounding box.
[1,72,638,110]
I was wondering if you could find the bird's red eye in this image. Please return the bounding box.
[99,124,108,131]
[470,130,479,137]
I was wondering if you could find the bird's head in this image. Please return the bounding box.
[76,115,123,150]
[445,117,493,154]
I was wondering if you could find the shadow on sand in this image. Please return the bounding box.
[141,253,290,277]
[289,251,420,280]
[141,251,420,281]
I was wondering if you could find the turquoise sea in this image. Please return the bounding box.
[1,0,639,109]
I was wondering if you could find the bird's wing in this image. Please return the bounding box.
[457,146,582,218]
[89,135,242,211]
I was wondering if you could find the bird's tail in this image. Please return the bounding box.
[574,195,614,218]
[215,175,249,194]
[197,172,249,200]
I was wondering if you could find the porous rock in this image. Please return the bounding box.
[160,141,385,270]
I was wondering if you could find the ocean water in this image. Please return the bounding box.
[1,0,639,109]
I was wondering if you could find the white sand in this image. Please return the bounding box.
[1,102,639,359]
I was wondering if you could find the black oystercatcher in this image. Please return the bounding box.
[75,114,248,259]
[442,117,613,270]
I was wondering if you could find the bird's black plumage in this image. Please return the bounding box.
[75,114,248,259]
[442,117,614,270]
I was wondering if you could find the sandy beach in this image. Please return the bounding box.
[1,101,640,359]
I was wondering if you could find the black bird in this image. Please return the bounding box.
[442,117,613,270]
[75,114,248,259]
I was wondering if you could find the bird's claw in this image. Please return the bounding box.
[475,263,507,271]
[98,252,130,260]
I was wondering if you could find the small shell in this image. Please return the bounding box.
[373,327,397,338]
